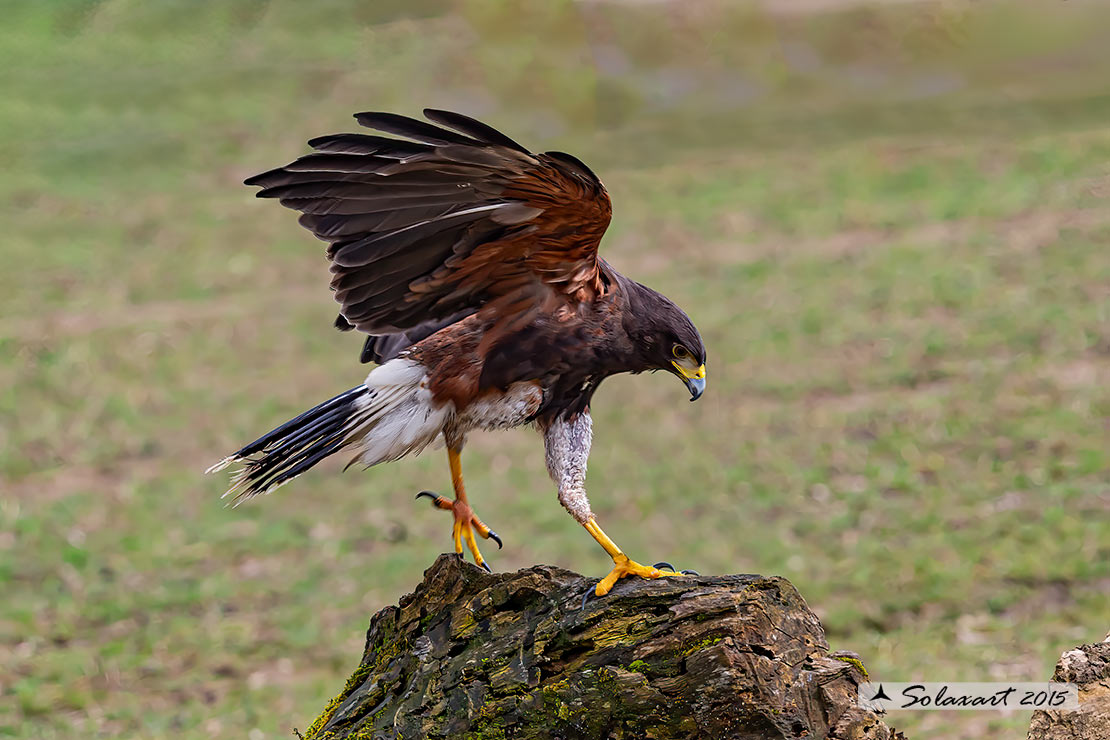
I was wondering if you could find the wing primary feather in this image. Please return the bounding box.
[274,187,480,215]
[273,188,482,209]
[248,170,373,190]
[244,167,289,187]
[354,111,480,146]
[422,109,531,153]
[283,153,398,174]
[307,133,429,157]
[300,204,463,240]
[330,204,510,268]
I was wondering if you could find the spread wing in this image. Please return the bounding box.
[245,109,613,339]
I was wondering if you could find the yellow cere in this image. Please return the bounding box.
[672,361,706,380]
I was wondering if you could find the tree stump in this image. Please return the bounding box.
[1027,634,1110,740]
[303,554,903,739]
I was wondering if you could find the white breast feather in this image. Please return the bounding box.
[458,382,544,431]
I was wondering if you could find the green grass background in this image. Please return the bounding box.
[2,1,1108,738]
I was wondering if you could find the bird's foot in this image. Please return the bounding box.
[592,554,676,597]
[416,491,502,572]
[580,559,698,608]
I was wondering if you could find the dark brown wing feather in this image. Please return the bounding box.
[246,109,613,338]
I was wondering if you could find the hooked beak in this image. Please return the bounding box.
[672,362,706,402]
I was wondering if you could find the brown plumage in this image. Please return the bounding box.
[248,109,610,343]
[212,109,707,593]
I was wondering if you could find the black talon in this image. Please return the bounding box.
[480,561,492,574]
[681,569,699,576]
[653,561,676,572]
[580,588,593,611]
[416,490,439,506]
[487,531,503,549]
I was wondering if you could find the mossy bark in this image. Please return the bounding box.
[304,554,903,740]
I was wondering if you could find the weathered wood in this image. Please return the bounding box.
[1028,635,1110,740]
[304,554,903,739]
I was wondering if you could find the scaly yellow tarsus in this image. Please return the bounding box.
[583,517,675,596]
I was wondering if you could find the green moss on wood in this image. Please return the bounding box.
[681,635,725,657]
[831,654,870,680]
[305,660,378,739]
[302,555,893,739]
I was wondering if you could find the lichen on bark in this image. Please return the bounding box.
[305,554,903,740]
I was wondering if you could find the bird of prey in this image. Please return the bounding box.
[209,109,707,596]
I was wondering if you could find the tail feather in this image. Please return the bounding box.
[211,385,366,464]
[207,358,449,505]
[207,386,371,504]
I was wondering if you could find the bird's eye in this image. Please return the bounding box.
[672,344,690,359]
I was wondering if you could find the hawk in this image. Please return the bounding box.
[209,110,707,596]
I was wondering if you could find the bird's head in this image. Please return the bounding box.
[622,281,707,401]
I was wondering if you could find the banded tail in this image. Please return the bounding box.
[207,359,449,504]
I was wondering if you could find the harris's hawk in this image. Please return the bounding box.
[209,110,707,596]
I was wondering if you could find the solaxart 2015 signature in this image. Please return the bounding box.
[859,682,1079,711]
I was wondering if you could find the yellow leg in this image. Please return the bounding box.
[417,446,501,571]
[583,517,676,596]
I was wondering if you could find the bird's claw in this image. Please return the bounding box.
[418,490,500,569]
[653,561,698,576]
[416,490,451,509]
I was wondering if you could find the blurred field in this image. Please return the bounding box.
[2,1,1109,738]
